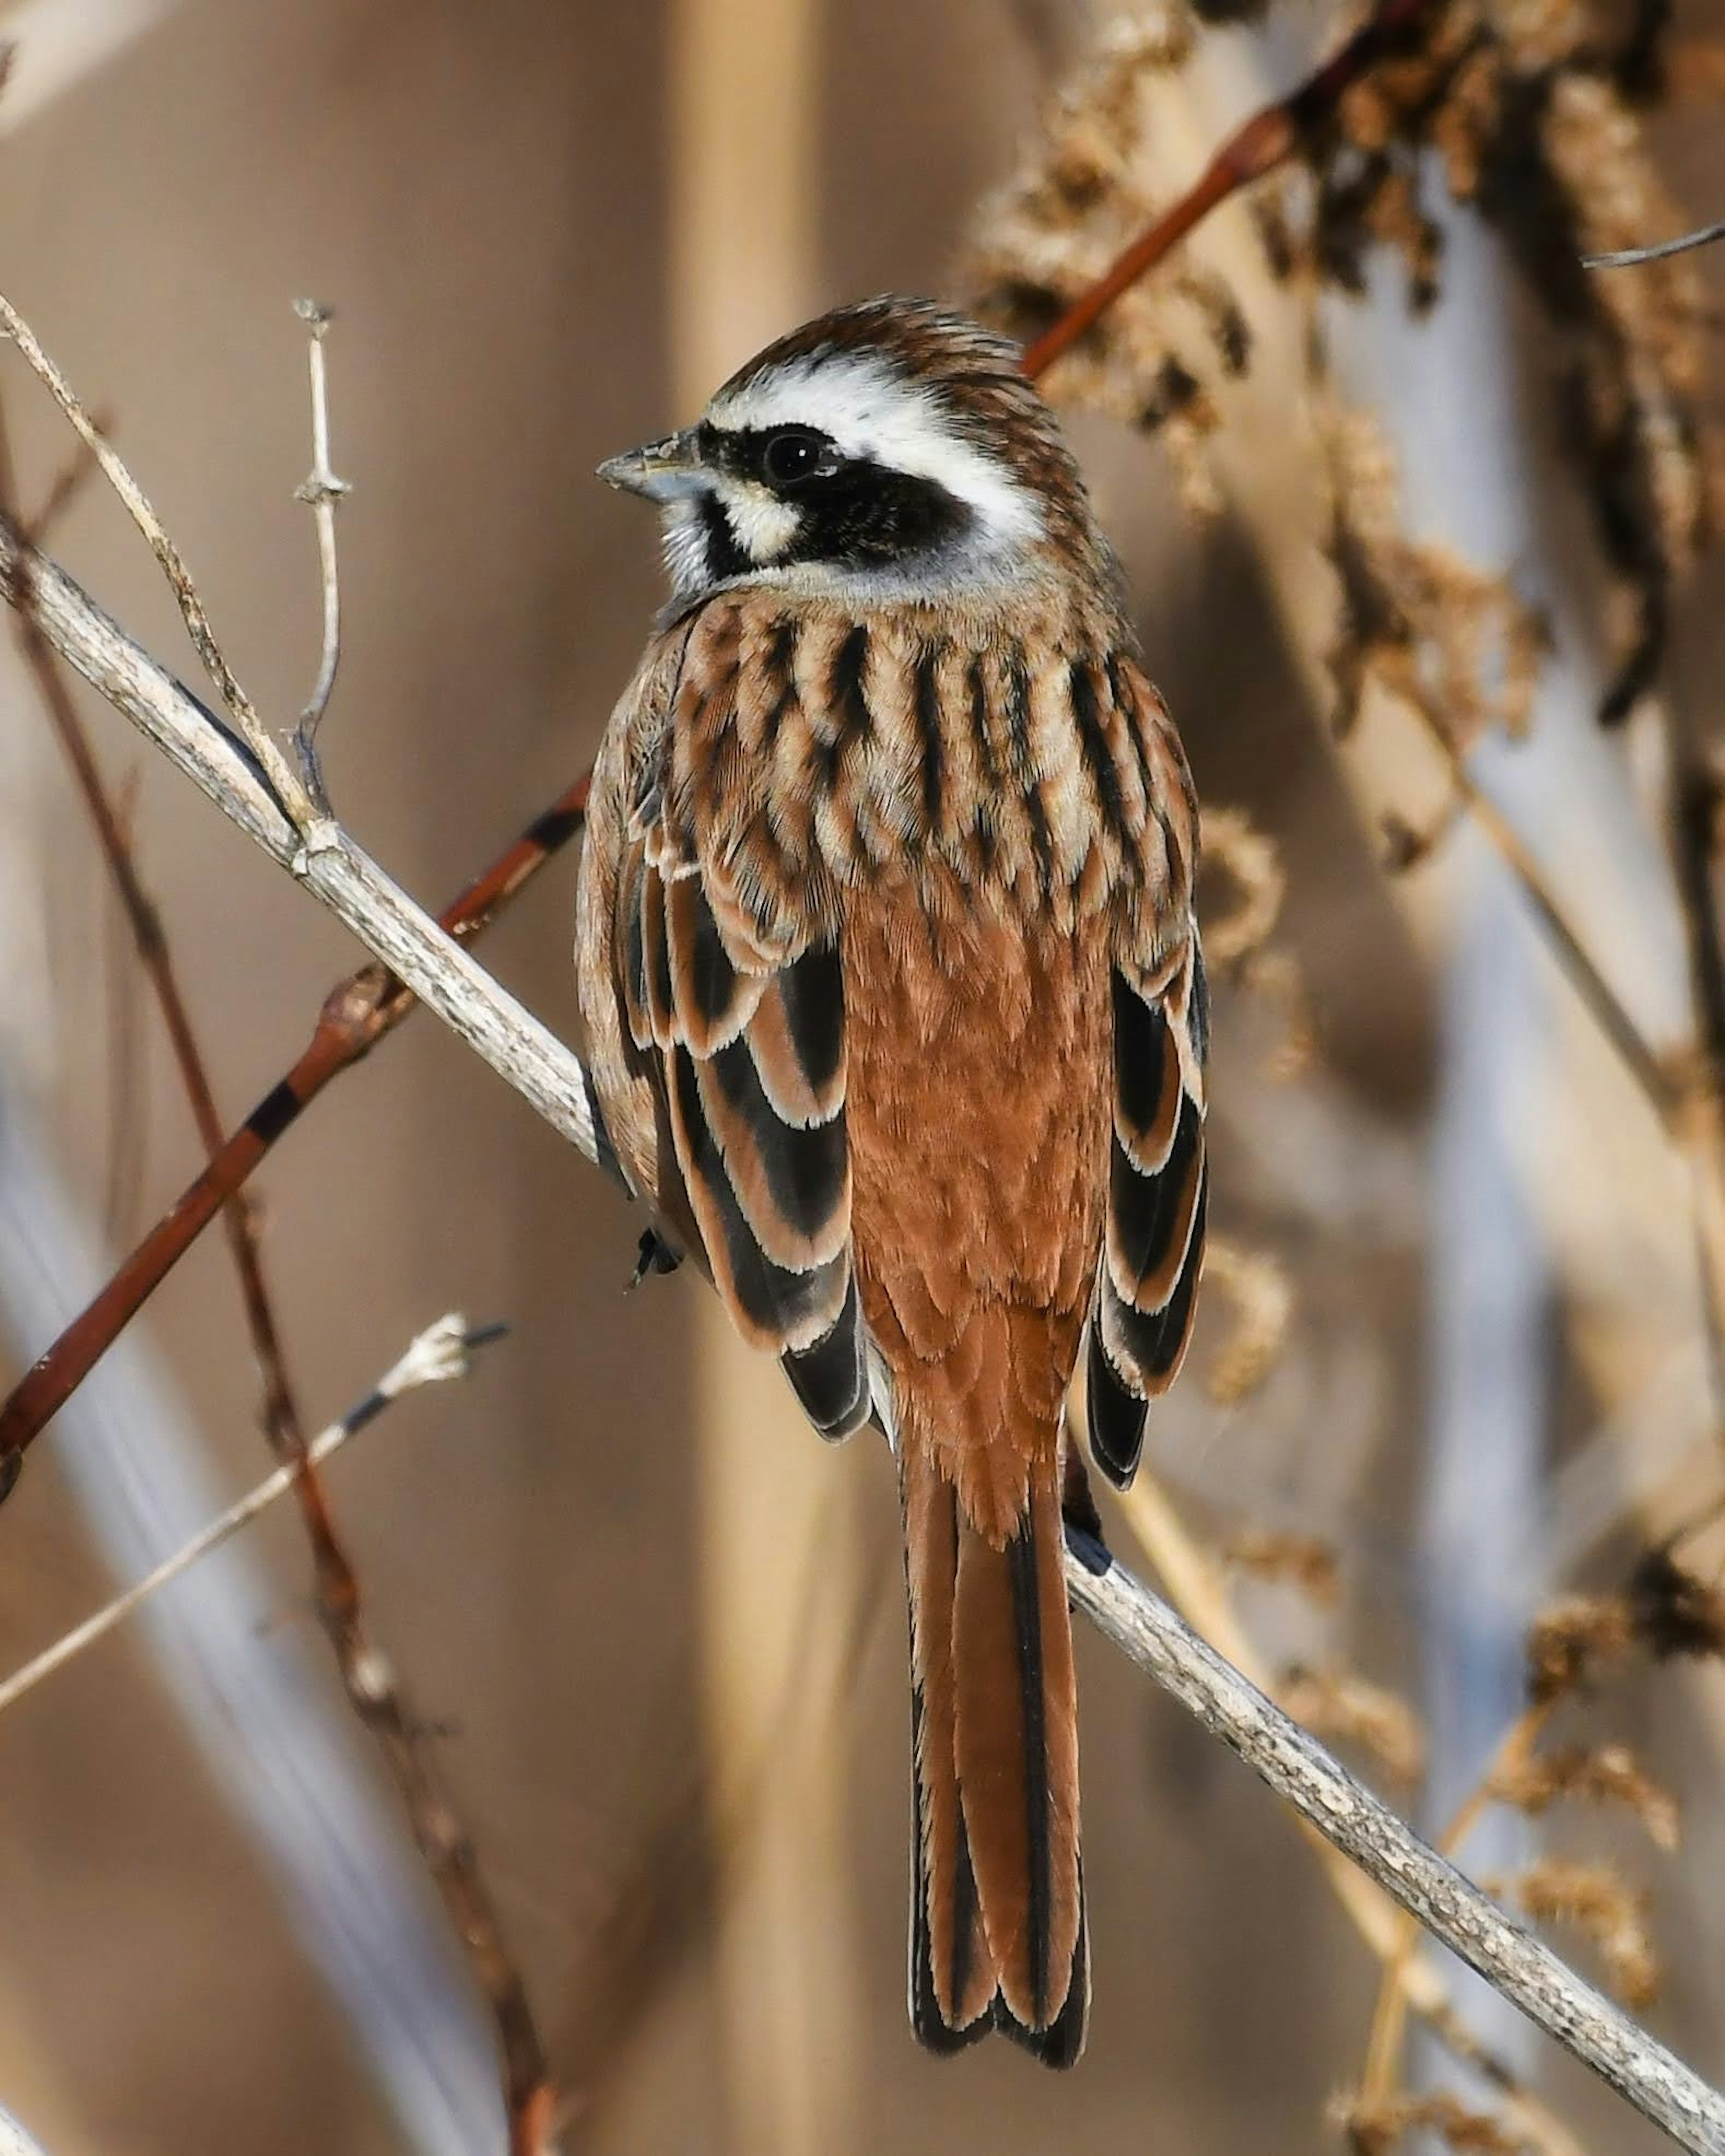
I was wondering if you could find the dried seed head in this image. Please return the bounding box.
[1628,1546,1725,1662]
[1526,1593,1635,1703]
[1221,1525,1342,1607]
[1332,2089,1537,2153]
[1202,1235,1295,1403]
[1489,1741,1681,1851]
[1502,1857,1661,2007]
[1280,1664,1426,1787]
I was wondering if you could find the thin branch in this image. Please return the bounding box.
[0,1314,495,1718]
[1663,725,1725,1403]
[0,346,565,2148]
[1113,1475,1590,2156]
[1584,221,1725,270]
[0,396,312,1475]
[1358,1696,1565,2131]
[0,503,598,1166]
[0,770,587,1464]
[1067,1535,1725,2156]
[23,419,107,545]
[292,299,348,812]
[1018,0,1437,381]
[0,291,316,826]
[6,495,1718,2153]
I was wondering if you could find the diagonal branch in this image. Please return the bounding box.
[1069,1536,1725,2156]
[0,1313,498,1718]
[4,418,1725,2156]
[1019,0,1438,380]
[0,767,588,1462]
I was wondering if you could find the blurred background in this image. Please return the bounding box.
[0,0,1723,2151]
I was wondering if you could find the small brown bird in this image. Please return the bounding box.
[576,296,1207,2065]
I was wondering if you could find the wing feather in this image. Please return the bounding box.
[1086,939,1208,1488]
[610,602,871,1441]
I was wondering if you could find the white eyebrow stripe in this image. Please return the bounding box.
[706,352,1043,549]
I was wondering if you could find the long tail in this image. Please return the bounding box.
[902,1435,1088,2067]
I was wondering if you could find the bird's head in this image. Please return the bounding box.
[598,295,1109,612]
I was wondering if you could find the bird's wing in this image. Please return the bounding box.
[1084,666,1208,1488]
[608,600,873,1443]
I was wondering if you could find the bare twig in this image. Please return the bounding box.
[0,770,588,1465]
[292,299,348,813]
[1018,0,1437,381]
[0,290,316,825]
[23,421,107,544]
[1584,221,1725,269]
[0,1315,495,1718]
[1114,1475,1588,2156]
[0,339,563,2149]
[1444,759,1676,1122]
[0,506,599,1166]
[0,396,314,1476]
[10,471,1721,2156]
[1663,725,1725,1401]
[1068,1536,1725,2156]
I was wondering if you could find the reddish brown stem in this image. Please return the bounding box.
[0,772,589,1470]
[3,388,580,2140]
[1020,0,1438,381]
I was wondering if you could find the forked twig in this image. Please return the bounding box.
[0,292,317,827]
[292,299,348,812]
[0,770,588,1468]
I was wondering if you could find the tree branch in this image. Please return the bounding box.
[0,508,600,1154]
[1018,0,1438,380]
[0,767,588,1462]
[1067,1535,1725,2156]
[0,1313,497,1718]
[3,457,1722,2156]
[1583,219,1725,269]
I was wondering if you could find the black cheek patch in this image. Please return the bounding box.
[698,492,751,583]
[781,465,971,572]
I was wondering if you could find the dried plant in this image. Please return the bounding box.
[1336,2087,1542,2153]
[1280,1663,1427,1787]
[1220,1523,1344,1608]
[966,9,1251,514]
[1200,1233,1296,1403]
[1319,398,1550,748]
[1526,1591,1638,1702]
[1499,1857,1662,2007]
[1488,1741,1681,1851]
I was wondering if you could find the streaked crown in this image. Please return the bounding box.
[599,296,1110,609]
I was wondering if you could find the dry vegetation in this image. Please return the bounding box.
[2,1,1725,2152]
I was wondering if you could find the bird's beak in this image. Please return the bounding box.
[596,428,704,501]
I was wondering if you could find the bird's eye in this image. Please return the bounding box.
[760,427,837,487]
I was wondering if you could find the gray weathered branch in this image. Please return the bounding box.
[4,504,1725,2156]
[1070,1546,1725,2156]
[0,512,597,1169]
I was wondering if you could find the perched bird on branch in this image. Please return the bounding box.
[577,296,1208,2065]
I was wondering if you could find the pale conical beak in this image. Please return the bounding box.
[596,428,703,500]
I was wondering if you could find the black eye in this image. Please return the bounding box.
[760,427,837,488]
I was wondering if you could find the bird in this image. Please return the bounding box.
[575,295,1207,2067]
